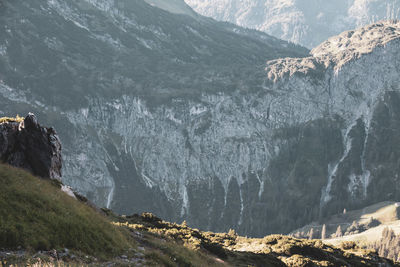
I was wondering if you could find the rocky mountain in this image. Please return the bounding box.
[184,0,400,48]
[143,0,198,17]
[0,0,307,231]
[2,0,400,238]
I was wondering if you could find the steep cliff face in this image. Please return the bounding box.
[262,20,400,232]
[184,0,400,48]
[2,0,400,237]
[60,21,400,235]
[0,114,62,180]
[0,0,307,228]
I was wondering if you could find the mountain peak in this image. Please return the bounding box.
[312,20,400,64]
[266,20,400,82]
[144,0,197,17]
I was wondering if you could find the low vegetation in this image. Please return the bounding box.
[112,212,396,266]
[0,115,23,124]
[0,164,132,259]
[0,164,397,266]
[0,164,243,266]
[111,213,285,266]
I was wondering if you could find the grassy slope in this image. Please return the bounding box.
[0,164,131,258]
[0,164,234,266]
[0,163,396,266]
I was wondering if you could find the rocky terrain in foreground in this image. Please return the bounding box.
[0,164,396,266]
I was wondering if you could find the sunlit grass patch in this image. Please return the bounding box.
[0,115,23,124]
[0,164,132,260]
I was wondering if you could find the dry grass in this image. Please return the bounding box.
[0,164,396,266]
[0,115,23,124]
[111,212,395,266]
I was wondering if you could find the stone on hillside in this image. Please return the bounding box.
[0,113,62,180]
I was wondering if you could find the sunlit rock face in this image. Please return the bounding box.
[1,0,400,237]
[184,0,400,48]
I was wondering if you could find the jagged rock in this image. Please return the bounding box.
[0,113,62,180]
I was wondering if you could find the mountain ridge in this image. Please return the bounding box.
[184,0,400,48]
[0,0,307,109]
[143,0,198,17]
[266,20,400,82]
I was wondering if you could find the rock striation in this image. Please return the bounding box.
[0,113,62,180]
[54,21,400,236]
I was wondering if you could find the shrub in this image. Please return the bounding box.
[340,241,356,250]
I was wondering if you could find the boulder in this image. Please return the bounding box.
[0,113,62,180]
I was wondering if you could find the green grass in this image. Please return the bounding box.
[0,164,132,259]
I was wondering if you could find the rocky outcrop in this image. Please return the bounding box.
[0,113,62,180]
[267,20,400,81]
